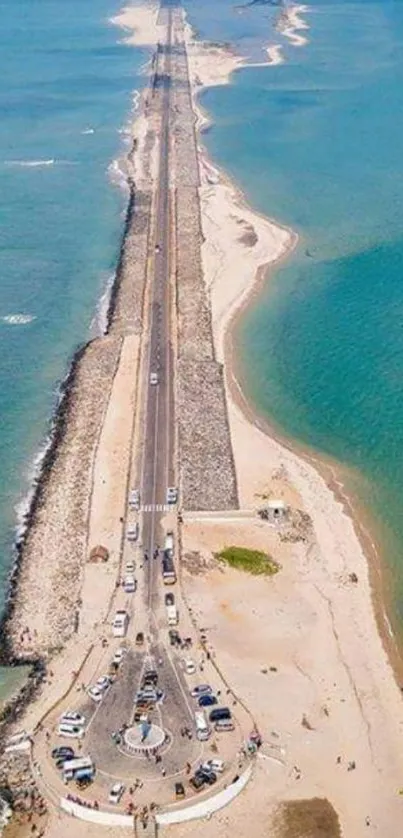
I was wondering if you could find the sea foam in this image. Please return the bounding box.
[1,314,36,325]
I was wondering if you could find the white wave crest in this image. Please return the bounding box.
[5,159,55,168]
[108,158,129,192]
[81,128,95,135]
[90,273,116,337]
[2,314,36,325]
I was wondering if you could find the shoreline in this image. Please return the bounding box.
[180,0,403,690]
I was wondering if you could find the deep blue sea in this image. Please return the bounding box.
[0,0,149,695]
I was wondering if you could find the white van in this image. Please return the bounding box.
[164,531,174,555]
[194,711,211,741]
[57,723,85,739]
[112,610,129,638]
[123,575,136,593]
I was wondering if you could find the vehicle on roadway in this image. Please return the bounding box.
[162,552,176,585]
[166,604,179,626]
[143,669,158,686]
[194,711,211,742]
[150,372,159,385]
[112,610,129,637]
[126,523,139,543]
[164,530,174,555]
[87,685,104,703]
[57,723,85,739]
[198,693,217,707]
[184,659,196,675]
[166,487,178,505]
[209,707,231,723]
[123,575,136,593]
[165,592,175,606]
[201,759,225,774]
[128,489,140,510]
[126,560,135,574]
[190,684,212,698]
[52,746,75,760]
[135,632,144,646]
[112,648,125,666]
[96,675,111,691]
[109,782,125,804]
[59,711,86,726]
[169,628,181,646]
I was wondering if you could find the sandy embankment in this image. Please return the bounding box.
[277,3,310,48]
[177,16,403,838]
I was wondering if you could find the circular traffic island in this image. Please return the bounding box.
[121,722,167,758]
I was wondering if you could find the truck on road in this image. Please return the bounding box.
[164,530,174,556]
[162,551,176,585]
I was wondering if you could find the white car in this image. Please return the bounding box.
[59,711,86,727]
[201,758,225,774]
[87,685,104,703]
[190,684,212,698]
[127,523,139,543]
[184,659,196,675]
[128,489,140,510]
[123,575,136,593]
[96,675,111,691]
[150,372,158,385]
[125,560,135,574]
[166,487,178,504]
[108,782,125,804]
[112,649,125,666]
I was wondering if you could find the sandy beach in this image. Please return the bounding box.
[2,3,403,838]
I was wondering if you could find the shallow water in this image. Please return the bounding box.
[190,0,403,637]
[0,0,148,697]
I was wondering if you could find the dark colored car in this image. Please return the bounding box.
[76,777,93,789]
[51,746,75,760]
[165,593,175,606]
[195,769,217,786]
[198,694,217,707]
[189,774,205,791]
[175,782,185,799]
[209,707,231,723]
[135,632,144,646]
[143,669,158,686]
[169,629,181,646]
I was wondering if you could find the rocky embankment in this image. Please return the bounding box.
[172,15,239,511]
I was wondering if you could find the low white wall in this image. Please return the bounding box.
[60,764,253,827]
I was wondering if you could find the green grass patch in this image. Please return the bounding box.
[216,546,279,576]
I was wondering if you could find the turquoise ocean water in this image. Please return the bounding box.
[2,0,403,695]
[0,0,149,694]
[189,0,403,634]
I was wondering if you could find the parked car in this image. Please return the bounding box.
[96,675,111,691]
[128,489,140,510]
[195,768,217,786]
[184,659,196,675]
[88,685,104,702]
[209,707,231,723]
[169,629,181,646]
[135,632,144,646]
[175,782,185,799]
[150,372,158,385]
[109,782,125,804]
[143,669,158,685]
[56,755,75,770]
[52,746,75,760]
[165,592,175,606]
[126,523,139,542]
[190,684,212,698]
[189,774,206,792]
[166,487,178,504]
[59,712,86,727]
[112,649,125,666]
[76,777,93,790]
[201,759,225,774]
[198,693,217,707]
[126,560,135,574]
